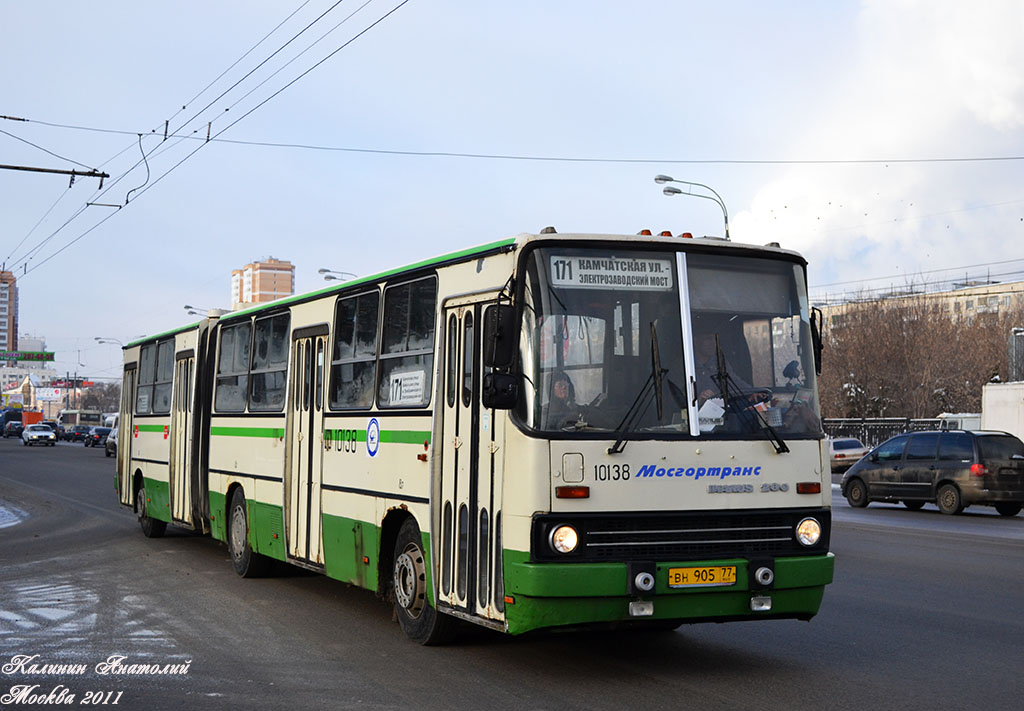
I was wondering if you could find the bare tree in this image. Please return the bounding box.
[819,297,1018,418]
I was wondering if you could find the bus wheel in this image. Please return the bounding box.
[136,482,167,538]
[936,484,963,515]
[845,479,868,508]
[903,500,925,511]
[392,518,456,645]
[228,489,271,577]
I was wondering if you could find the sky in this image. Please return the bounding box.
[2,0,1023,383]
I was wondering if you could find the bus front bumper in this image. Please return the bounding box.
[501,552,835,635]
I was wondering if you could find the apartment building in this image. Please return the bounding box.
[231,258,295,310]
[1,271,17,357]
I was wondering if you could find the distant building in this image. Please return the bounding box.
[231,257,295,310]
[819,279,1024,330]
[0,270,17,358]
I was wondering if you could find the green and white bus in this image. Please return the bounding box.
[117,228,834,643]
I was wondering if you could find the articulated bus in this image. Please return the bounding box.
[117,228,834,643]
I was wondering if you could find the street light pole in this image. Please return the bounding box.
[654,174,730,241]
[318,268,358,282]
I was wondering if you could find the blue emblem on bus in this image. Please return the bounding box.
[367,418,380,457]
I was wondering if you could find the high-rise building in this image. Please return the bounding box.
[0,271,17,359]
[231,258,295,310]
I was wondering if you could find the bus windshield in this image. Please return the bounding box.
[516,246,822,439]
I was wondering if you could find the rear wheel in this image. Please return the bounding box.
[903,500,925,511]
[228,489,271,577]
[994,503,1021,517]
[392,518,456,645]
[936,484,963,515]
[136,481,167,538]
[845,479,869,508]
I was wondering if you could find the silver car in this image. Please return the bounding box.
[829,437,870,473]
[22,424,57,447]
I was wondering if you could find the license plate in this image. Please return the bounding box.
[667,565,737,588]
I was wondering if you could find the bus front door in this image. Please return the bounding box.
[285,330,328,567]
[169,353,194,526]
[438,300,506,625]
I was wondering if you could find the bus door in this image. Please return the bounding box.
[169,352,194,525]
[117,365,137,507]
[286,328,328,567]
[438,299,506,624]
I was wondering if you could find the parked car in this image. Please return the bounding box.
[83,427,112,448]
[67,425,93,442]
[21,423,57,446]
[105,426,118,458]
[4,421,24,438]
[829,437,870,473]
[841,430,1024,516]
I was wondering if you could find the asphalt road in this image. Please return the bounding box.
[1,439,1021,710]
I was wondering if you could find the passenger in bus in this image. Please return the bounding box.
[546,371,579,428]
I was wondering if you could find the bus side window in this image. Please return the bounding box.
[152,340,174,414]
[215,322,252,412]
[250,313,290,411]
[136,343,155,415]
[379,277,436,409]
[330,290,379,410]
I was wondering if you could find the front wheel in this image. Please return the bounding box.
[845,478,869,508]
[392,518,456,645]
[136,481,167,538]
[228,489,271,577]
[994,502,1021,517]
[936,484,963,515]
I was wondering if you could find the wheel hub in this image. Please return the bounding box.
[394,545,425,618]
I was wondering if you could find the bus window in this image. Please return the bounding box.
[215,322,251,412]
[379,277,436,408]
[249,313,290,411]
[152,340,174,414]
[330,291,379,410]
[135,343,155,414]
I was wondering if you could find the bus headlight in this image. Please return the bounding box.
[549,525,579,554]
[795,517,822,547]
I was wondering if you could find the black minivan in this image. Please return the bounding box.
[841,430,1024,516]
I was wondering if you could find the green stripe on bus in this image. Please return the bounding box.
[210,426,285,438]
[135,424,166,433]
[324,428,430,445]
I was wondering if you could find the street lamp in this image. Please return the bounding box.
[318,268,358,282]
[184,304,208,316]
[94,337,123,346]
[654,174,730,241]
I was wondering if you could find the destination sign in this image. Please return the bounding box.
[549,256,674,291]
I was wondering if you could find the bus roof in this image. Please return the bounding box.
[129,231,805,345]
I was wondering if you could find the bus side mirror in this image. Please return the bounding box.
[482,372,518,410]
[810,307,823,375]
[483,305,516,369]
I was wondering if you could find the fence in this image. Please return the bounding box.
[823,418,943,449]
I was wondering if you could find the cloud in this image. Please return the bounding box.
[732,0,1024,296]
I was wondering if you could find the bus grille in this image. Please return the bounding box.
[531,509,830,562]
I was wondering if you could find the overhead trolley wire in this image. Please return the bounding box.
[19,0,415,278]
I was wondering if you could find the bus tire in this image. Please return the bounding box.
[845,478,868,508]
[136,481,167,538]
[392,518,456,645]
[228,489,271,578]
[903,500,925,511]
[936,484,963,515]
[994,502,1021,516]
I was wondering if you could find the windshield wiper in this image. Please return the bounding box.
[710,335,789,454]
[609,323,666,454]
